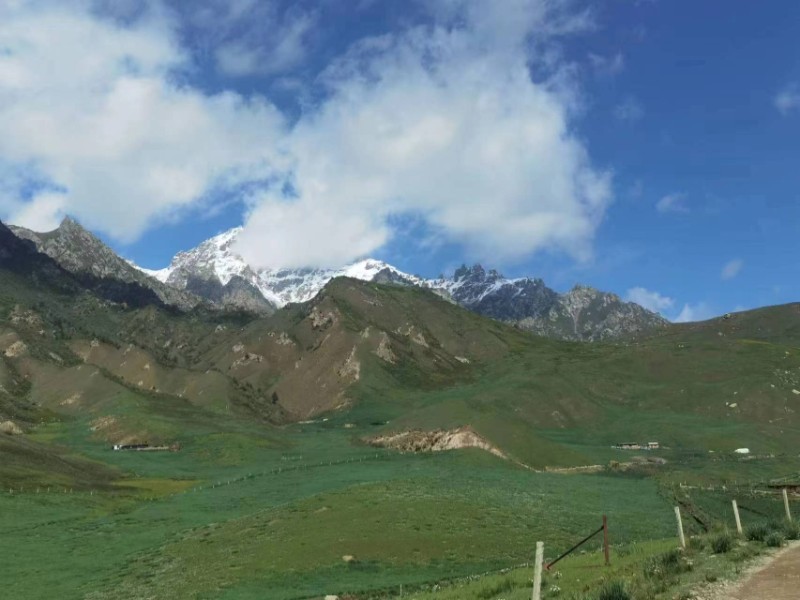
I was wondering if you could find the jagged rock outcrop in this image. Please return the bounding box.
[9,218,203,311]
[428,265,668,341]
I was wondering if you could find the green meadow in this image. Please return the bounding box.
[1,268,799,598]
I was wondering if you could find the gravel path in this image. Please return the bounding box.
[696,541,800,600]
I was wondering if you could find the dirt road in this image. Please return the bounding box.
[706,541,800,600]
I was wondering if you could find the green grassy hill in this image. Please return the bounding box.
[0,228,799,599]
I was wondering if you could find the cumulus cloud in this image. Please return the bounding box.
[674,302,715,323]
[625,287,674,314]
[775,84,800,115]
[236,0,613,268]
[626,286,718,323]
[0,0,285,240]
[720,258,743,280]
[8,191,68,231]
[656,193,688,214]
[1,0,613,270]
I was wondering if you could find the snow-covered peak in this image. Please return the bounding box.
[130,228,422,308]
[125,228,667,341]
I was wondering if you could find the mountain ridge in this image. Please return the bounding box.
[131,225,667,340]
[9,219,668,341]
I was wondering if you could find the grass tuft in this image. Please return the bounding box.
[782,521,800,540]
[745,523,770,542]
[765,532,785,548]
[597,580,631,600]
[710,532,734,554]
[643,548,692,580]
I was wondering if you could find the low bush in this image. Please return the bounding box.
[597,580,631,600]
[765,532,785,548]
[644,548,691,579]
[711,532,734,554]
[782,521,800,540]
[745,523,770,542]
[687,536,706,551]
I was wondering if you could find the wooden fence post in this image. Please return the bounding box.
[602,515,610,566]
[674,506,686,549]
[784,489,793,521]
[532,541,544,600]
[732,500,743,534]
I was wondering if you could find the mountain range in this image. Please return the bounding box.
[2,212,800,600]
[10,218,667,341]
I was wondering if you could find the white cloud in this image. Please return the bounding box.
[0,0,285,241]
[625,287,674,314]
[214,11,316,77]
[1,0,613,271]
[775,84,800,115]
[674,302,715,323]
[588,52,624,77]
[656,193,688,214]
[236,1,613,268]
[185,0,317,78]
[7,191,68,231]
[627,286,720,323]
[614,96,644,122]
[721,258,743,281]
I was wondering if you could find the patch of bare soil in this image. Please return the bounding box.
[694,541,800,600]
[368,427,506,459]
[0,420,23,435]
[4,340,28,357]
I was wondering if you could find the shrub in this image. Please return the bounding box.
[643,548,691,579]
[597,580,631,600]
[687,536,706,551]
[765,532,785,548]
[730,543,761,563]
[746,523,770,542]
[783,520,800,540]
[711,532,734,554]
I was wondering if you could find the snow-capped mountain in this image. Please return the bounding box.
[7,219,667,341]
[426,264,668,341]
[140,227,425,308]
[137,228,667,341]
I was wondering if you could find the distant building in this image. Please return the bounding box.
[112,443,149,451]
[613,441,660,451]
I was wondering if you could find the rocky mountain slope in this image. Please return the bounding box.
[10,218,205,312]
[7,218,667,340]
[134,227,667,341]
[2,214,800,464]
[140,227,423,308]
[10,219,275,314]
[427,265,669,341]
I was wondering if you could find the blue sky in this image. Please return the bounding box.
[0,1,798,322]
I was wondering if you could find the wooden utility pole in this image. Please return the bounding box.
[532,541,544,600]
[784,489,793,521]
[602,515,610,566]
[732,500,743,535]
[674,506,686,549]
